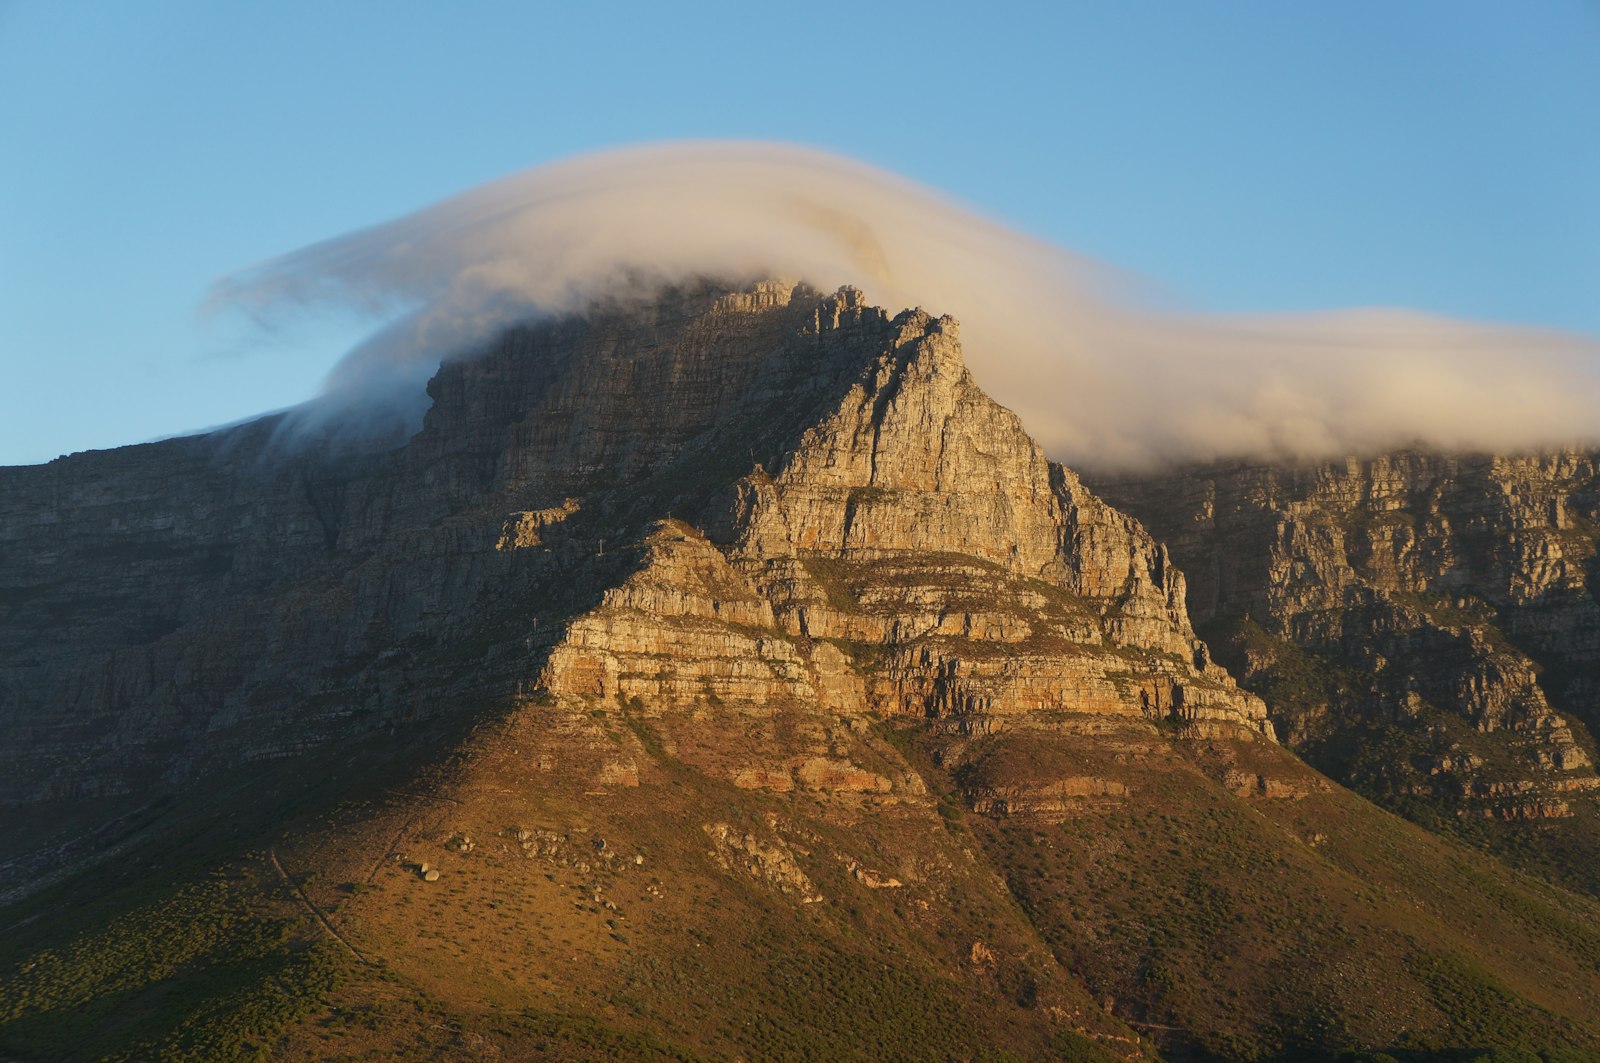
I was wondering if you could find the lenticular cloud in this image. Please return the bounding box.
[210,140,1600,470]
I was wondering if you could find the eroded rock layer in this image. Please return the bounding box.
[1094,453,1600,835]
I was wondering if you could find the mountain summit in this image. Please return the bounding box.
[4,283,1600,1061]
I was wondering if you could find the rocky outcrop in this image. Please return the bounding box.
[519,292,1269,801]
[539,521,811,709]
[1094,451,1600,829]
[717,308,1268,739]
[714,310,1214,660]
[496,498,579,549]
[703,820,823,902]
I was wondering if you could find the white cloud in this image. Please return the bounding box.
[209,141,1600,470]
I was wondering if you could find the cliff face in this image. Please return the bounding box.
[0,281,1262,817]
[540,303,1266,729]
[1093,452,1600,841]
[520,294,1269,833]
[0,283,847,808]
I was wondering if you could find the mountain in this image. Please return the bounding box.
[4,282,1600,1062]
[1093,453,1600,896]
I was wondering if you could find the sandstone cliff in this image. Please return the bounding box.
[1094,452,1600,866]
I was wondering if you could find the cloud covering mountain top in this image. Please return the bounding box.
[210,141,1600,470]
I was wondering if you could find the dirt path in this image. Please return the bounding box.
[366,816,416,885]
[268,848,374,966]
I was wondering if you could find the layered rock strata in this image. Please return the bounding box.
[529,293,1270,807]
[1094,452,1600,824]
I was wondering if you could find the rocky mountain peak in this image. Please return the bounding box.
[0,280,1266,815]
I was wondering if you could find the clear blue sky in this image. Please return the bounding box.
[3,0,1596,466]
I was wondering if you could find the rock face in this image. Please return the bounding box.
[0,280,1261,820]
[539,302,1268,752]
[1094,452,1600,838]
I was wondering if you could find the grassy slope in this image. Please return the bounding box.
[5,699,1600,1062]
[897,722,1600,1062]
[0,696,1139,1062]
[1201,614,1600,903]
[254,703,1140,1062]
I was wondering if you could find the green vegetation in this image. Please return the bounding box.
[932,716,1600,1062]
[1200,608,1600,902]
[506,1006,713,1061]
[1200,614,1370,725]
[735,929,1032,1062]
[622,711,670,761]
[1399,953,1573,1052]
[0,876,349,1062]
[8,612,1600,1063]
[798,555,863,613]
[1049,1031,1126,1063]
